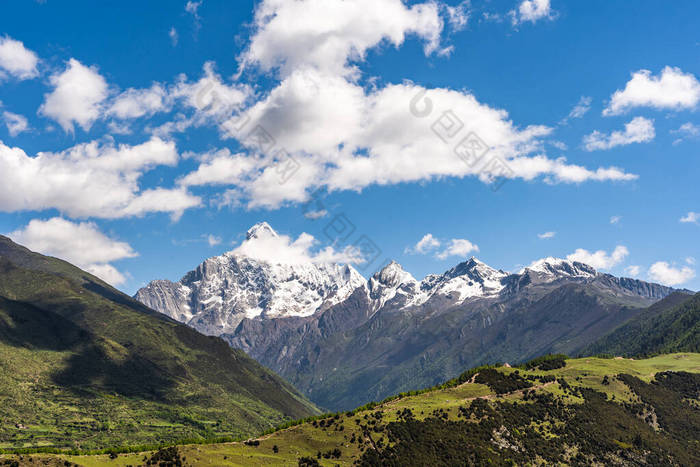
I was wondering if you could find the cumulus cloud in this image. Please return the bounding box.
[511,0,552,25]
[680,212,699,224]
[39,58,108,133]
[151,62,250,134]
[238,0,443,77]
[2,111,29,136]
[0,36,39,80]
[624,265,641,277]
[205,73,636,208]
[648,261,695,286]
[406,233,441,254]
[583,116,655,151]
[537,231,556,239]
[566,245,628,270]
[436,238,479,259]
[107,83,170,120]
[139,0,634,210]
[232,224,363,265]
[603,67,700,116]
[37,59,247,135]
[101,63,249,137]
[610,215,621,224]
[177,148,258,187]
[7,217,137,286]
[0,137,200,219]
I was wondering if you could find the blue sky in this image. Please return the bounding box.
[0,0,699,294]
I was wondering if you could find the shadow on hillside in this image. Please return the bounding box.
[0,296,87,351]
[0,295,176,400]
[52,342,176,400]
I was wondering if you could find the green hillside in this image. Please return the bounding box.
[7,353,698,466]
[0,236,319,451]
[585,292,700,357]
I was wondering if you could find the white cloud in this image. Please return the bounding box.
[436,238,479,259]
[406,233,441,254]
[104,63,249,132]
[566,245,628,270]
[445,1,470,31]
[107,83,170,120]
[238,0,443,78]
[686,257,696,266]
[7,217,137,286]
[206,234,221,246]
[537,231,555,239]
[0,36,39,80]
[624,265,641,277]
[185,0,202,15]
[548,140,567,150]
[648,261,695,286]
[209,72,636,209]
[185,0,203,33]
[304,209,328,220]
[177,148,258,187]
[680,212,699,224]
[232,225,363,265]
[169,27,178,46]
[603,66,700,116]
[169,62,249,120]
[565,96,592,121]
[511,0,552,25]
[2,111,29,136]
[671,122,700,145]
[0,137,200,219]
[165,0,635,210]
[610,215,621,224]
[39,58,108,133]
[583,116,655,151]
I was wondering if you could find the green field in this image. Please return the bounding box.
[4,353,697,466]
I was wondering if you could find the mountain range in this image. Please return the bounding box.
[136,223,689,410]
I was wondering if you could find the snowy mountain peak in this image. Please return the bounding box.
[373,260,417,287]
[446,257,506,281]
[522,257,596,279]
[246,221,278,240]
[135,221,367,336]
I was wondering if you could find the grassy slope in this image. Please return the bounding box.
[585,292,700,357]
[0,236,319,451]
[11,353,698,466]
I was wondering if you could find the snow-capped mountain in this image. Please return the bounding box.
[136,222,672,336]
[366,258,509,312]
[136,222,687,411]
[136,222,366,335]
[520,257,597,281]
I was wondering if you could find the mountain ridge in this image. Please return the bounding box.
[0,234,319,450]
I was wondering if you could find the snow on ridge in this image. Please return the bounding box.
[136,223,605,336]
[520,257,597,278]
